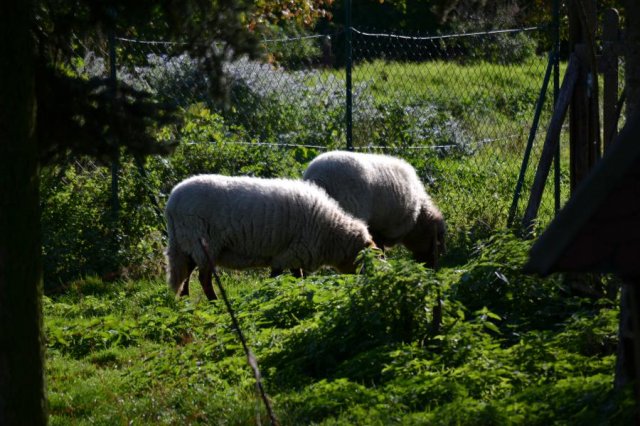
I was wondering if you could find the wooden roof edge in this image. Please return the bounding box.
[525,110,640,276]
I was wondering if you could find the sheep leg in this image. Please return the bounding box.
[177,257,196,297]
[167,247,197,297]
[198,266,218,301]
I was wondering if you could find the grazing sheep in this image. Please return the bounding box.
[303,151,446,267]
[165,174,376,299]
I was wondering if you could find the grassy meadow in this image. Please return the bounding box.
[45,243,631,425]
[42,55,630,424]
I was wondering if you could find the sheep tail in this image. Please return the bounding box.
[165,210,192,295]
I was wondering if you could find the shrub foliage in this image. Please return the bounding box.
[44,234,632,424]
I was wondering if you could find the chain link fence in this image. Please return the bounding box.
[73,25,564,249]
[347,27,557,239]
[38,12,631,287]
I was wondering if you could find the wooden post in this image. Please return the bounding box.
[601,9,620,152]
[569,0,599,192]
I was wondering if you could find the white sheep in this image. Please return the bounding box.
[302,151,446,267]
[165,174,376,299]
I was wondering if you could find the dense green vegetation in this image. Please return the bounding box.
[45,237,632,424]
[41,54,632,423]
[43,54,565,285]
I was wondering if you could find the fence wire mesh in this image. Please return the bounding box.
[347,27,558,237]
[74,26,569,243]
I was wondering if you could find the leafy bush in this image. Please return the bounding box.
[117,50,348,148]
[40,105,321,288]
[40,157,167,290]
[149,104,312,185]
[223,56,347,147]
[446,4,540,64]
[455,31,538,64]
[255,251,441,386]
[40,163,121,288]
[450,231,567,329]
[261,23,324,69]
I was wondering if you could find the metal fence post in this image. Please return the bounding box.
[108,27,120,221]
[507,51,554,227]
[345,0,353,151]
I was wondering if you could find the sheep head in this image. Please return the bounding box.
[336,238,378,274]
[403,205,446,268]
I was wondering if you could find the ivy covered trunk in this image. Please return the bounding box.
[0,0,47,424]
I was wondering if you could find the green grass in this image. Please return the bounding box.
[45,236,634,425]
[323,57,564,147]
[42,57,626,424]
[351,58,546,105]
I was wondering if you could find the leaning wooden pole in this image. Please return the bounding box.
[522,55,579,231]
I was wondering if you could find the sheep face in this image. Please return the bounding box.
[402,207,446,268]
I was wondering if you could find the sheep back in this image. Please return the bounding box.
[165,174,373,293]
[303,151,445,265]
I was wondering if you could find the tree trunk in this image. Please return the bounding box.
[0,0,47,424]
